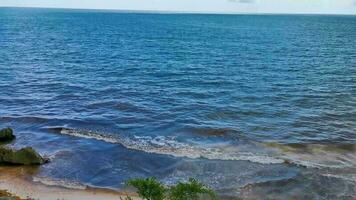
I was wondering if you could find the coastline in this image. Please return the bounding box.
[0,8,355,200]
[0,166,138,200]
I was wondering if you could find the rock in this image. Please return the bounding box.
[0,128,15,143]
[0,190,22,200]
[0,147,47,165]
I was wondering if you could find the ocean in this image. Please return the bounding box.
[0,7,355,199]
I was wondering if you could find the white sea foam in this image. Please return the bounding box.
[33,176,87,190]
[59,128,356,169]
[322,173,356,183]
[59,128,285,165]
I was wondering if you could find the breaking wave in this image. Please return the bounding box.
[58,128,285,165]
[56,127,356,169]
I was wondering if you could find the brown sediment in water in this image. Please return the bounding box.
[262,142,356,169]
[0,166,139,200]
[264,142,356,154]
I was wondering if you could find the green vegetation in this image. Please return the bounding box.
[169,178,216,200]
[125,177,217,200]
[127,177,166,200]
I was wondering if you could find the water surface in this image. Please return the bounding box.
[0,8,356,199]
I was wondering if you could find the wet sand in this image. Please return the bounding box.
[0,166,138,200]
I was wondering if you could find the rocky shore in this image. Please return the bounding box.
[0,127,138,200]
[0,127,45,199]
[0,128,47,165]
[0,190,23,200]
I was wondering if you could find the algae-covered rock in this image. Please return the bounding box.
[0,128,15,143]
[0,127,48,166]
[0,190,22,200]
[12,147,47,165]
[0,147,46,165]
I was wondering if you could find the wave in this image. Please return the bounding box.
[56,128,356,169]
[58,128,285,165]
[189,127,232,137]
[32,177,87,190]
[0,116,50,123]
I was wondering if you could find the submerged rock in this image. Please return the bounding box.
[0,147,47,165]
[0,128,15,143]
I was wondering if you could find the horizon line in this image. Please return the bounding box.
[1,6,356,16]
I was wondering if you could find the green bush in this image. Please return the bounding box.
[127,177,166,200]
[168,178,216,200]
[126,177,217,200]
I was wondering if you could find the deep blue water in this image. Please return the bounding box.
[0,8,356,199]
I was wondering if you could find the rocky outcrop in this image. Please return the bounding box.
[0,128,15,143]
[0,128,48,165]
[0,190,22,200]
[0,147,47,165]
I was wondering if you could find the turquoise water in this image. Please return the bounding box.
[0,7,356,199]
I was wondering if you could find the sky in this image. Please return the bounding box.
[1,0,356,15]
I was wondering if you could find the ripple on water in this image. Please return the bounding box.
[1,9,356,199]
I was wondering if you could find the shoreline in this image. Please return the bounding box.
[0,166,139,200]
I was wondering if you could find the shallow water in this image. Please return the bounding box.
[0,7,356,199]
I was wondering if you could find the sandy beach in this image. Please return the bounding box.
[0,166,138,200]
